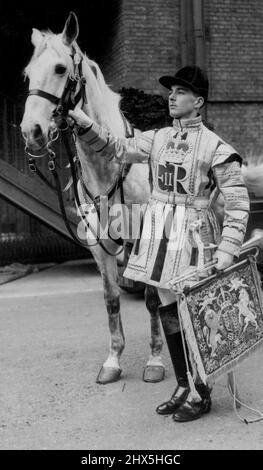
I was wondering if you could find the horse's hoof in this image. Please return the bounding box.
[143,365,165,383]
[96,366,122,384]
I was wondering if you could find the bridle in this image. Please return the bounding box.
[25,46,87,161]
[28,46,87,126]
[24,46,132,256]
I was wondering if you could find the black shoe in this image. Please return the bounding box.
[172,395,212,422]
[156,385,190,415]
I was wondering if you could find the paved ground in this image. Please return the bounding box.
[0,260,263,450]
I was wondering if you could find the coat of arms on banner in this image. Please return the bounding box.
[179,255,263,385]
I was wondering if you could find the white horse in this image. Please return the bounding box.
[20,12,164,384]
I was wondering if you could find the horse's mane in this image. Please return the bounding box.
[24,31,123,132]
[81,54,122,129]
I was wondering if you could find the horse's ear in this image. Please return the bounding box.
[31,28,44,47]
[62,11,79,46]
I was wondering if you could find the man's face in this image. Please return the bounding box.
[168,84,203,118]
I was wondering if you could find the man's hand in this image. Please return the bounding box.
[68,108,93,129]
[213,250,234,271]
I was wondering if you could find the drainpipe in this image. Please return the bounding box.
[193,0,206,70]
[192,0,207,118]
[180,0,187,66]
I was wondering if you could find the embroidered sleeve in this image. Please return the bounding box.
[79,121,155,163]
[212,151,250,258]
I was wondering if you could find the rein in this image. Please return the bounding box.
[25,49,133,256]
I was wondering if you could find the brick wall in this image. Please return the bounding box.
[103,0,180,95]
[205,0,263,101]
[101,0,126,90]
[207,103,263,159]
[204,0,263,156]
[102,0,263,158]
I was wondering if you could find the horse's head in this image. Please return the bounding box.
[21,12,82,154]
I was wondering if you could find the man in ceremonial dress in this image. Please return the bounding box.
[68,65,250,422]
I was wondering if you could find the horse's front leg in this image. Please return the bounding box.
[93,247,125,384]
[143,285,165,382]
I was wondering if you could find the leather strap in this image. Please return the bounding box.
[28,89,60,105]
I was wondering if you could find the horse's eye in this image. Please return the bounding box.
[55,64,66,75]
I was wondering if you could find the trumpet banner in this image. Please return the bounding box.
[179,256,263,384]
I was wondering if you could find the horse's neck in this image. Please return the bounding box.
[76,90,126,196]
